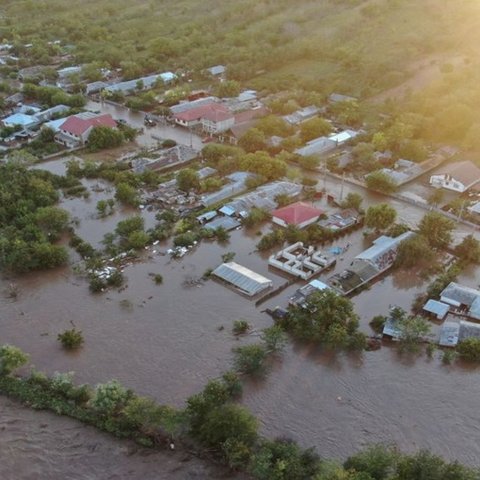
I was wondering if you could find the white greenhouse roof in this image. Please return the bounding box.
[212,262,272,296]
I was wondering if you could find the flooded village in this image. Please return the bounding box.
[3,37,480,478]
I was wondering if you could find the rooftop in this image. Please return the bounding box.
[212,262,272,296]
[60,113,117,135]
[435,160,480,187]
[272,201,324,226]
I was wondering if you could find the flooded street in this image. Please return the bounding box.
[3,156,480,476]
[85,100,204,150]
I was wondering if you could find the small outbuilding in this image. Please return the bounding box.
[212,262,272,296]
[423,299,450,320]
[272,202,324,229]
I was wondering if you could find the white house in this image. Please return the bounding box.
[430,161,480,193]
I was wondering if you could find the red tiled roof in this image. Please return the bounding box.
[60,114,117,136]
[272,202,324,226]
[174,103,232,123]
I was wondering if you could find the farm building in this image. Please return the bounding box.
[212,262,272,296]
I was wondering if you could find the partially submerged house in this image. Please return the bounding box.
[212,262,272,296]
[328,231,414,295]
[423,299,450,320]
[439,282,480,320]
[289,279,332,306]
[105,72,176,95]
[319,208,361,231]
[429,161,480,193]
[55,112,117,147]
[268,242,335,280]
[439,320,480,347]
[173,103,234,133]
[272,202,324,229]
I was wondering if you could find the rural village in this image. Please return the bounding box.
[3,15,480,477]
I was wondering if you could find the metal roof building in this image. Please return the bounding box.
[212,262,272,296]
[423,299,450,320]
[204,216,240,231]
[439,321,460,347]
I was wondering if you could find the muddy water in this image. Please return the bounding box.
[0,397,244,480]
[3,161,480,475]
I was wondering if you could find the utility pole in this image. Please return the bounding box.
[340,171,345,202]
[323,158,327,192]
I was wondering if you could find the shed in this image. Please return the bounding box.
[423,299,450,320]
[439,321,460,347]
[219,205,236,216]
[196,211,217,223]
[207,65,226,76]
[212,262,272,296]
[204,216,240,231]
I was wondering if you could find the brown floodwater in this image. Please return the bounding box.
[3,157,480,476]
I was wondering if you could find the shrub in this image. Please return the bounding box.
[233,319,250,335]
[153,274,163,284]
[0,344,29,375]
[57,328,84,350]
[233,344,268,376]
[457,338,480,362]
[369,315,387,334]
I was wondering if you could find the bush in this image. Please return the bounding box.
[233,319,250,335]
[233,344,268,376]
[153,274,163,284]
[57,329,84,350]
[457,338,480,362]
[0,345,29,375]
[369,315,386,334]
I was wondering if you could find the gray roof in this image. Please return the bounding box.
[329,93,357,103]
[170,97,218,114]
[423,299,450,319]
[295,136,337,157]
[440,282,480,307]
[283,105,319,125]
[459,320,480,342]
[355,231,414,268]
[439,321,460,347]
[204,216,240,231]
[105,72,176,94]
[212,262,272,296]
[207,65,226,76]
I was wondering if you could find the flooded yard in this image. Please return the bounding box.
[3,156,480,475]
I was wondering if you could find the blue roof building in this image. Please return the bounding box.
[3,113,39,128]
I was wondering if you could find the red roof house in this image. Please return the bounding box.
[174,103,234,133]
[56,113,117,147]
[272,202,324,229]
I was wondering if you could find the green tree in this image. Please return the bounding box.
[365,170,398,194]
[455,234,480,264]
[115,182,139,207]
[88,126,123,151]
[239,128,267,153]
[0,344,29,375]
[196,403,258,450]
[283,290,361,346]
[91,380,130,415]
[217,80,241,98]
[176,168,200,192]
[34,206,69,239]
[395,234,435,269]
[233,344,268,375]
[341,192,363,211]
[418,212,454,249]
[365,204,397,231]
[397,314,431,353]
[250,439,320,480]
[116,215,145,238]
[457,338,480,362]
[261,325,287,353]
[300,117,332,142]
[344,444,397,480]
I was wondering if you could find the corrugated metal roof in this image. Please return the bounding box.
[440,282,480,307]
[423,299,450,319]
[212,262,272,296]
[439,321,460,347]
[204,216,240,231]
